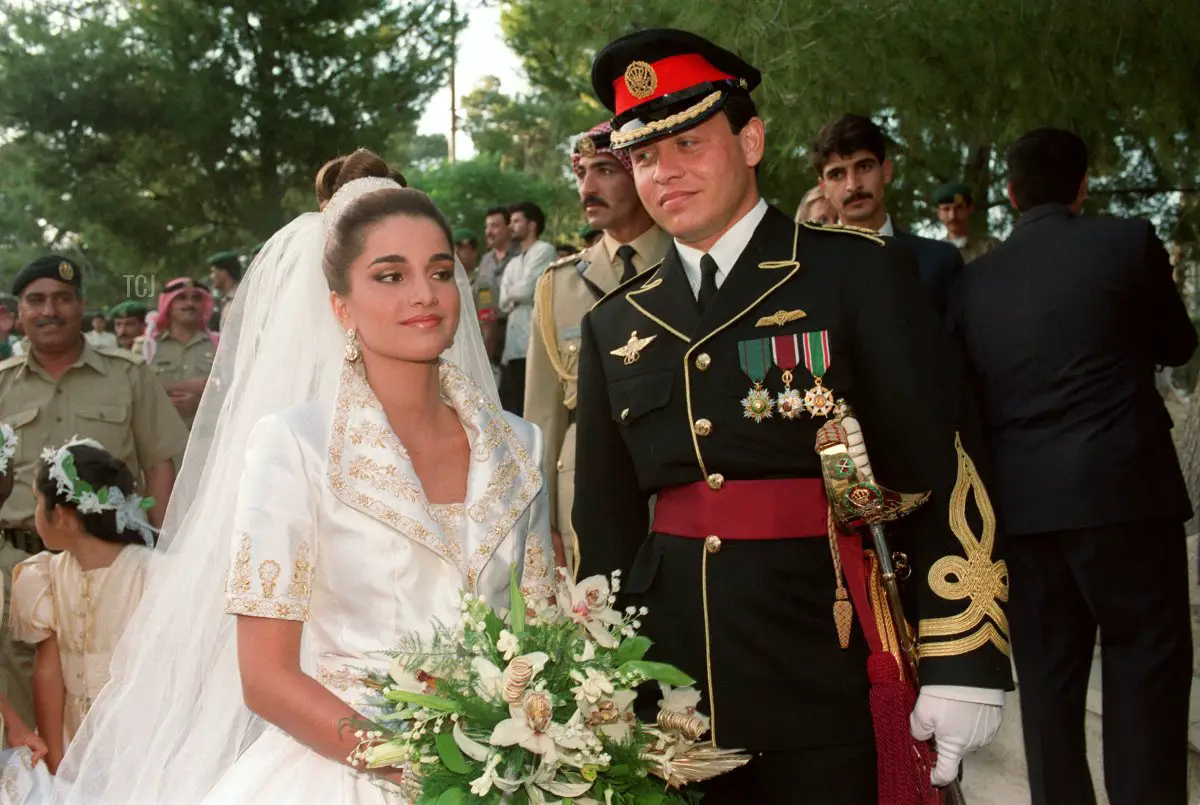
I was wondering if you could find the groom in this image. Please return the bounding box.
[572,29,1012,804]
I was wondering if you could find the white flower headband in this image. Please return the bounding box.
[322,176,403,233]
[40,437,158,547]
[0,423,15,476]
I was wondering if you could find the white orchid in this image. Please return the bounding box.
[556,573,623,648]
[496,629,520,661]
[0,423,16,476]
[570,668,614,705]
[580,689,638,742]
[490,690,588,763]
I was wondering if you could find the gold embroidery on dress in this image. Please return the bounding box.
[258,560,281,598]
[317,664,366,692]
[348,420,401,454]
[468,456,520,523]
[231,535,252,595]
[919,433,1010,659]
[348,456,422,503]
[287,541,312,601]
[472,419,504,462]
[520,539,553,600]
[226,596,310,621]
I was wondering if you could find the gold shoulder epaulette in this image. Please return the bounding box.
[547,251,584,271]
[0,354,24,371]
[800,220,886,247]
[95,345,145,365]
[590,260,664,311]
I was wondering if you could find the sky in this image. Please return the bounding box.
[416,4,528,160]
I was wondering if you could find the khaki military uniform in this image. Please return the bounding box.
[219,283,239,328]
[950,233,1002,264]
[149,330,217,428]
[525,226,671,574]
[0,340,188,724]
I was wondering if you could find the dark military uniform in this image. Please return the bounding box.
[574,206,1013,784]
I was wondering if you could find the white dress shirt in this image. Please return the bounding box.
[674,198,769,298]
[877,213,895,237]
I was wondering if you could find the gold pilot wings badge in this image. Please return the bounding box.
[610,330,657,365]
[755,309,807,328]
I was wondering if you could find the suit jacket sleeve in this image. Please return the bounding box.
[524,271,568,531]
[572,309,651,581]
[1138,222,1197,367]
[847,243,1012,691]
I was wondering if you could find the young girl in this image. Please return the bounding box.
[10,437,156,773]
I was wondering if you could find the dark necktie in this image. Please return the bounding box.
[698,253,720,312]
[615,244,638,283]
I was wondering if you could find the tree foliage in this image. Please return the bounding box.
[495,0,1200,248]
[411,156,580,245]
[0,0,461,302]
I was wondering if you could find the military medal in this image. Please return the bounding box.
[737,338,774,423]
[771,334,803,419]
[801,330,835,418]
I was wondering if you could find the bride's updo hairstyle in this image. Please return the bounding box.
[318,149,453,296]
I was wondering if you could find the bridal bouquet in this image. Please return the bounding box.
[351,570,748,804]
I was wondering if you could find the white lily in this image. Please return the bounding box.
[556,573,623,648]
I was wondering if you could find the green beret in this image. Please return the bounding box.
[248,242,265,258]
[933,182,974,205]
[109,300,149,320]
[12,255,83,297]
[452,228,477,245]
[579,224,600,239]
[207,250,243,280]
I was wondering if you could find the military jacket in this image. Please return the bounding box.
[524,227,671,568]
[573,205,1012,750]
[0,341,189,527]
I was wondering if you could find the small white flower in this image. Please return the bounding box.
[469,752,503,796]
[496,629,520,661]
[570,668,615,704]
[638,606,649,616]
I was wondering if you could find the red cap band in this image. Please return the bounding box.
[612,53,735,117]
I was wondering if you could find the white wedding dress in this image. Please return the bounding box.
[199,359,553,803]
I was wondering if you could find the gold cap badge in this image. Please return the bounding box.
[624,61,658,100]
[58,261,74,281]
[577,135,596,157]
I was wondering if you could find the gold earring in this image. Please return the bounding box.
[344,328,361,363]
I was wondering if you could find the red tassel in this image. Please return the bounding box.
[867,652,942,805]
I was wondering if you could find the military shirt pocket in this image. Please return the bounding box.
[608,370,673,425]
[6,408,39,432]
[75,404,132,457]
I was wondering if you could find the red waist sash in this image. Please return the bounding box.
[652,478,829,540]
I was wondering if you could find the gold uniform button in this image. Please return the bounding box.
[704,535,722,553]
[556,460,564,471]
[707,473,724,490]
[694,418,713,437]
[620,407,631,421]
[567,343,578,353]
[695,353,712,371]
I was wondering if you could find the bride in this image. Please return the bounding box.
[50,150,554,803]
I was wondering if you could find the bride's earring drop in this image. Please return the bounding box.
[344,328,361,363]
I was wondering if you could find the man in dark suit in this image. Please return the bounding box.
[952,128,1197,805]
[812,114,965,320]
[574,28,1012,804]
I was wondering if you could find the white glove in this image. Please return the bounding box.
[909,688,1003,786]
